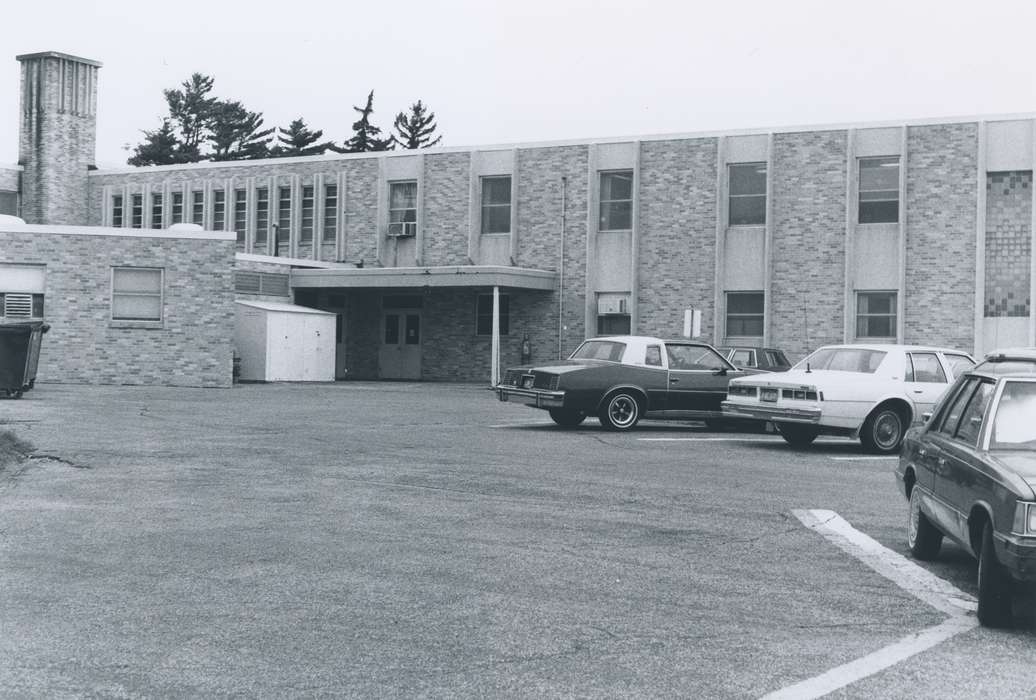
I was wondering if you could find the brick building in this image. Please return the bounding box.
[1,50,1034,385]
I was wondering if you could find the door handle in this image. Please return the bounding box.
[912,389,924,394]
[669,378,679,384]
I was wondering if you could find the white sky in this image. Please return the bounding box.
[1,0,1034,169]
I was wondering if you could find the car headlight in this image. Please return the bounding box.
[1011,501,1036,536]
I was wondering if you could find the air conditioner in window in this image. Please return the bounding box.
[597,296,629,315]
[387,222,417,238]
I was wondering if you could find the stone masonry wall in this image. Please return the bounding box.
[0,230,235,387]
[638,138,718,338]
[905,123,978,350]
[770,130,848,360]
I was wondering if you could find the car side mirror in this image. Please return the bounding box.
[922,412,932,423]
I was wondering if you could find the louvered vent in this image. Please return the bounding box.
[3,293,32,318]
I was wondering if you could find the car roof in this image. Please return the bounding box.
[589,335,711,346]
[982,347,1036,362]
[809,343,971,354]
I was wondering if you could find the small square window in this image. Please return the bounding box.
[111,267,163,322]
[856,291,897,338]
[726,292,764,337]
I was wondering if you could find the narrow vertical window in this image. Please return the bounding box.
[111,194,124,227]
[858,157,900,223]
[213,189,226,231]
[171,191,184,224]
[301,186,315,243]
[276,186,291,253]
[599,171,633,231]
[255,187,269,247]
[856,291,897,338]
[480,176,511,234]
[388,181,418,237]
[111,267,163,322]
[234,188,247,244]
[150,192,163,228]
[728,163,766,226]
[190,191,204,225]
[726,292,764,337]
[323,183,338,243]
[131,194,143,228]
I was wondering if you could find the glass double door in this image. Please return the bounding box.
[378,311,421,379]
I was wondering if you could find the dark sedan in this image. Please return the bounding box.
[895,353,1036,627]
[495,335,762,430]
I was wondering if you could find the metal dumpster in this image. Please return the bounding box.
[0,321,50,399]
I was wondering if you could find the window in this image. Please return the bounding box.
[645,345,663,367]
[131,194,143,228]
[990,381,1036,450]
[481,176,511,234]
[937,378,978,436]
[597,312,631,335]
[797,347,886,373]
[190,191,204,225]
[150,192,163,228]
[729,163,766,226]
[856,291,897,338]
[276,187,291,252]
[599,171,633,231]
[944,353,975,378]
[955,381,994,446]
[476,294,509,335]
[667,344,728,371]
[389,181,418,237]
[730,349,757,367]
[323,184,337,243]
[111,194,124,227]
[111,267,163,322]
[213,189,226,231]
[726,292,764,337]
[571,340,626,362]
[171,192,184,224]
[0,293,44,321]
[859,157,900,224]
[301,186,315,243]
[906,353,947,384]
[234,189,247,244]
[255,187,269,246]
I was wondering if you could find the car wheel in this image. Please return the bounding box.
[907,486,942,560]
[598,391,641,431]
[861,407,905,454]
[977,520,1013,628]
[776,423,819,447]
[548,408,586,427]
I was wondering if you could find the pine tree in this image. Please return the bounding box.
[163,73,217,162]
[335,91,393,153]
[127,120,182,166]
[392,100,442,149]
[208,100,275,161]
[270,118,335,157]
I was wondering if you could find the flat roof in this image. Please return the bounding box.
[0,222,235,241]
[16,51,102,67]
[291,265,556,291]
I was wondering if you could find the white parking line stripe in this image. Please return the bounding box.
[760,616,976,700]
[828,456,898,461]
[761,510,978,699]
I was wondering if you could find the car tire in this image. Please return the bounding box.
[860,406,906,454]
[598,391,641,431]
[907,486,942,560]
[549,408,586,427]
[977,520,1013,628]
[776,423,819,447]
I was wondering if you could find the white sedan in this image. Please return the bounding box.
[721,344,975,453]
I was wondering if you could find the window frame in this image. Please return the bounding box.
[110,266,164,324]
[131,194,143,229]
[323,183,338,243]
[598,170,634,232]
[171,191,184,225]
[254,187,269,246]
[856,291,898,339]
[233,188,247,244]
[480,175,512,235]
[212,189,226,232]
[300,185,315,243]
[388,180,418,238]
[111,194,124,227]
[858,156,900,224]
[726,291,765,338]
[728,162,767,226]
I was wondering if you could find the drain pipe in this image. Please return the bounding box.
[558,176,567,360]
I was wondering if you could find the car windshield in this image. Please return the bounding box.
[989,381,1036,451]
[794,347,886,374]
[570,340,626,362]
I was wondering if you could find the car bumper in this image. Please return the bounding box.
[496,386,566,410]
[997,533,1036,581]
[720,401,822,424]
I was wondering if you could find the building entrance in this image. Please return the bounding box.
[379,310,421,379]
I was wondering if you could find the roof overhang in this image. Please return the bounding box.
[291,265,557,291]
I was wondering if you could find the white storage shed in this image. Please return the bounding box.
[234,301,336,382]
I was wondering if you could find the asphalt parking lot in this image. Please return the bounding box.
[1,382,1033,698]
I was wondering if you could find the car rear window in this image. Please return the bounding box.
[570,340,626,362]
[796,348,886,373]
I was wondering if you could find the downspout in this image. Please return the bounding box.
[558,176,567,359]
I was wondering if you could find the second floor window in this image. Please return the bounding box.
[276,186,291,250]
[111,194,124,227]
[389,181,417,237]
[599,171,633,231]
[481,176,511,234]
[190,191,204,224]
[171,192,184,224]
[859,157,900,224]
[255,187,269,246]
[729,163,766,226]
[213,189,226,231]
[301,186,315,243]
[234,189,247,244]
[150,193,163,229]
[131,194,143,228]
[323,184,338,243]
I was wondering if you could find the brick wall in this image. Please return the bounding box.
[905,123,978,350]
[423,153,470,266]
[771,130,849,359]
[638,138,718,338]
[0,228,235,387]
[984,170,1031,317]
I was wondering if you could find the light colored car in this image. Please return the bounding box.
[721,344,976,453]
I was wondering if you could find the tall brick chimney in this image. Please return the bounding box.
[17,51,102,225]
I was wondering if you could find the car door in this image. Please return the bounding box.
[665,343,739,413]
[905,352,950,420]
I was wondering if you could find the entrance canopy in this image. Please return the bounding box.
[290,264,556,290]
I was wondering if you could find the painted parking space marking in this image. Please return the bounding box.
[828,456,899,461]
[761,509,977,699]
